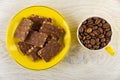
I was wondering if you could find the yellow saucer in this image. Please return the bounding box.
[6,6,71,70]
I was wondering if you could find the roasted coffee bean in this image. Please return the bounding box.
[93,30,99,35]
[105,28,110,31]
[99,34,104,38]
[101,43,107,47]
[96,42,100,45]
[103,23,110,28]
[98,27,103,33]
[101,38,106,42]
[90,39,95,45]
[98,23,102,27]
[86,44,92,48]
[106,31,112,37]
[93,45,99,49]
[86,28,92,33]
[93,26,98,30]
[83,21,87,24]
[82,25,86,29]
[84,40,90,44]
[79,27,84,33]
[78,17,112,50]
[86,35,91,39]
[90,32,95,37]
[87,18,93,24]
[95,38,100,43]
[102,20,106,24]
[95,19,101,24]
[88,25,94,28]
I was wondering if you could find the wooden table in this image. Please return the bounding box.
[0,0,120,80]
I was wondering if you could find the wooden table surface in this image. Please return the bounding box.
[0,0,120,80]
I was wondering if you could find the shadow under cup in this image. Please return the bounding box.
[77,17,115,56]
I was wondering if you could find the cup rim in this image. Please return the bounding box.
[77,16,113,51]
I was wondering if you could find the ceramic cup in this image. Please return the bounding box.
[77,16,115,56]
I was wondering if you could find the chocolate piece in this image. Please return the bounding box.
[18,42,33,54]
[29,14,52,31]
[38,39,63,62]
[14,18,33,41]
[28,46,41,61]
[40,22,65,40]
[25,31,48,47]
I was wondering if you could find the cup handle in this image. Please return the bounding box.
[105,45,115,56]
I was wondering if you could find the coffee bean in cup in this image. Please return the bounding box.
[78,17,112,50]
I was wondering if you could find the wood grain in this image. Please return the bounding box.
[0,0,120,80]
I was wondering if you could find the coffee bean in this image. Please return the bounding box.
[82,25,86,29]
[102,20,106,24]
[95,38,100,43]
[93,45,99,49]
[83,21,87,24]
[105,28,110,31]
[101,43,107,47]
[106,31,112,37]
[103,23,110,28]
[87,18,93,24]
[86,35,91,39]
[99,34,104,38]
[87,44,92,48]
[79,35,82,39]
[79,27,84,33]
[90,39,95,45]
[93,30,100,35]
[95,19,101,24]
[85,40,90,44]
[86,28,92,33]
[98,27,103,33]
[98,23,102,27]
[90,32,95,37]
[101,38,106,42]
[93,26,98,30]
[96,42,100,45]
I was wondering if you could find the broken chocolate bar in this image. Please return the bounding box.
[25,31,48,47]
[29,14,52,31]
[40,22,64,40]
[18,42,33,54]
[14,18,33,41]
[38,39,63,62]
[27,46,41,61]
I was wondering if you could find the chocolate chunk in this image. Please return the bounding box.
[28,46,41,61]
[14,18,33,41]
[29,14,52,31]
[18,42,33,54]
[25,31,48,47]
[40,22,64,40]
[38,39,63,62]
